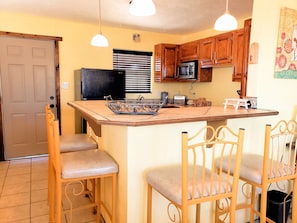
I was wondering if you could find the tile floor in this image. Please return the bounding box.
[0,156,98,223]
[0,156,293,223]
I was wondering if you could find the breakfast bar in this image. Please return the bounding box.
[68,100,279,223]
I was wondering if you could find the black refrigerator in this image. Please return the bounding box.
[74,68,126,133]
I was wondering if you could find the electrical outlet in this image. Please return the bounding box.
[61,82,69,89]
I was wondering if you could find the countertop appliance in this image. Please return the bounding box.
[173,95,186,105]
[177,60,198,79]
[161,91,168,104]
[74,68,126,132]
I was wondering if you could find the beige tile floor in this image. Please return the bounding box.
[0,156,98,223]
[0,156,293,223]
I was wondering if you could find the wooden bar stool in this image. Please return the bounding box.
[46,107,118,223]
[146,125,245,223]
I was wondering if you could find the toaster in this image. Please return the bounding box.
[173,95,186,105]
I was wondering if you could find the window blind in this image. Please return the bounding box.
[113,49,152,93]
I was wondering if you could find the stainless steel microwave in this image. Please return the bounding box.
[177,60,198,79]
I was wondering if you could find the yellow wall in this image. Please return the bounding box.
[247,0,297,119]
[0,11,243,133]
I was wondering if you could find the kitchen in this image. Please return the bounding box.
[0,0,295,135]
[0,0,297,222]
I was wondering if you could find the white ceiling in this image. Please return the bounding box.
[0,0,254,34]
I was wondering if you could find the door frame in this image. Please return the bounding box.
[0,31,62,161]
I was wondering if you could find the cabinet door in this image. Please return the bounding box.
[154,44,178,82]
[232,29,245,82]
[199,37,215,67]
[163,45,178,80]
[179,40,199,62]
[154,44,162,82]
[215,32,233,64]
[240,19,251,97]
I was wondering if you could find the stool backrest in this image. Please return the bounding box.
[181,125,245,204]
[263,120,297,181]
[45,105,62,178]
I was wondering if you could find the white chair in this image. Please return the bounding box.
[146,125,245,223]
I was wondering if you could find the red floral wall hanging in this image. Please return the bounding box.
[274,7,297,79]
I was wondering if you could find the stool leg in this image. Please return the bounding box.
[259,187,267,223]
[96,178,101,223]
[56,179,62,223]
[250,186,256,223]
[111,174,117,223]
[291,178,297,223]
[147,184,152,223]
[48,162,55,222]
[196,203,200,223]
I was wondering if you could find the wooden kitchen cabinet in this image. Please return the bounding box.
[199,37,215,66]
[199,32,233,67]
[232,29,245,82]
[179,40,199,62]
[232,19,251,97]
[215,32,233,64]
[154,43,178,82]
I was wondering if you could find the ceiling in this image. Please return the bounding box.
[0,0,254,34]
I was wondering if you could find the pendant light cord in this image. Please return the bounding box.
[225,0,229,13]
[98,0,102,34]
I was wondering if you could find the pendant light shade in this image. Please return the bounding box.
[91,34,108,47]
[91,0,108,47]
[214,0,238,31]
[129,0,156,16]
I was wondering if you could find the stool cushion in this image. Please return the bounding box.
[60,134,97,152]
[146,165,231,205]
[219,154,295,184]
[61,149,118,179]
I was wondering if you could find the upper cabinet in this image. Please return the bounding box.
[232,29,245,82]
[154,43,179,82]
[179,40,199,62]
[199,37,215,66]
[233,19,252,97]
[153,18,251,86]
[199,32,233,67]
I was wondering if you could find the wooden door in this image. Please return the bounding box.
[0,36,57,159]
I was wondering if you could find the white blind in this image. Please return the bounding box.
[113,49,152,93]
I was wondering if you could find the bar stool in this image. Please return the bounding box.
[46,105,98,152]
[45,105,98,209]
[46,107,118,223]
[218,120,297,223]
[146,125,245,223]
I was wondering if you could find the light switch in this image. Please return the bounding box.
[61,82,69,89]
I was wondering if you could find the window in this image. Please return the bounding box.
[113,49,152,93]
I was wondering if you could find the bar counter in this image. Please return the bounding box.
[68,100,278,129]
[68,100,279,223]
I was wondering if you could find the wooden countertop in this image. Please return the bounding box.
[68,100,279,127]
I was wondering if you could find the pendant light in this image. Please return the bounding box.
[214,0,238,31]
[91,0,108,47]
[129,0,156,16]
